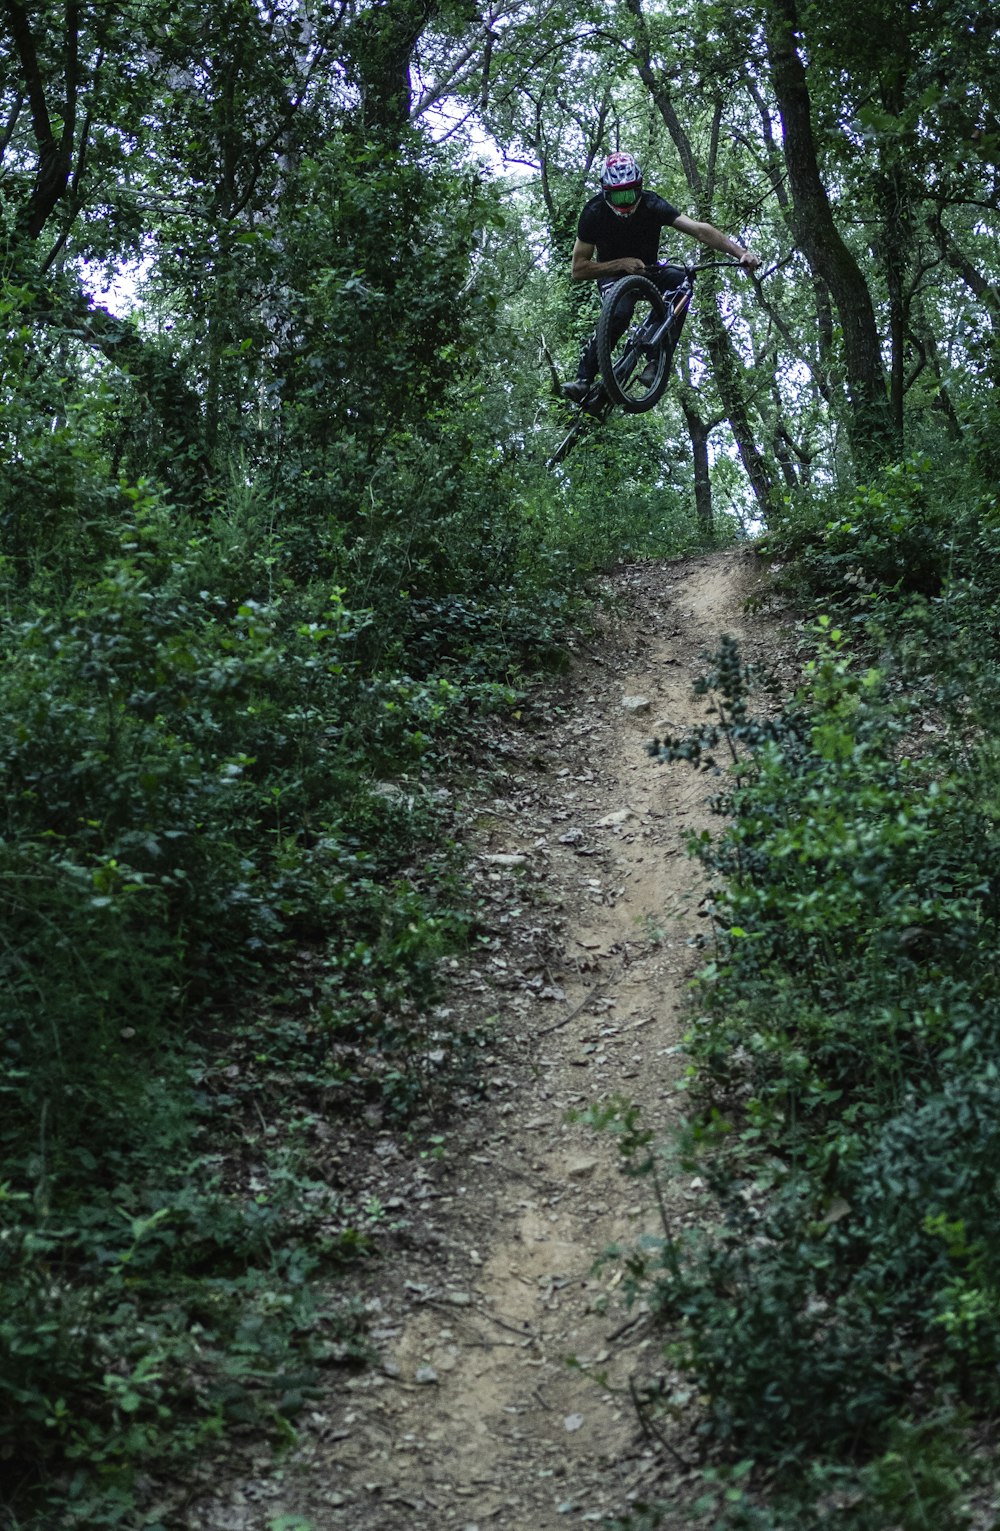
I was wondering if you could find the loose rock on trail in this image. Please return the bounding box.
[185,549,777,1531]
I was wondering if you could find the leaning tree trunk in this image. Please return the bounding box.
[928,209,1000,388]
[697,302,779,520]
[623,0,780,524]
[763,0,896,475]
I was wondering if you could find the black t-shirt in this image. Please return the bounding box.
[577,190,681,266]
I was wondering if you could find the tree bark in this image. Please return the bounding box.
[763,0,896,473]
[928,210,1000,327]
[680,392,713,532]
[623,0,780,523]
[697,300,778,520]
[2,0,79,238]
[346,0,439,144]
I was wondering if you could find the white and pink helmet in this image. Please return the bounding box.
[601,152,643,216]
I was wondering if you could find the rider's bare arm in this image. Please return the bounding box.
[671,214,762,270]
[570,238,646,281]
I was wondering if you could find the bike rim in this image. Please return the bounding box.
[601,283,668,407]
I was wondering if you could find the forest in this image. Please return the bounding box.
[2,0,999,1526]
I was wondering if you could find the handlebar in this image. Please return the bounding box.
[637,259,779,285]
[648,258,756,277]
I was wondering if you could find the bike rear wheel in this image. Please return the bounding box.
[596,275,671,414]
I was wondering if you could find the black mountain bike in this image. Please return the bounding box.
[548,258,743,468]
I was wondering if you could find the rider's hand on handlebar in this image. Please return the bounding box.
[618,257,647,275]
[739,250,763,271]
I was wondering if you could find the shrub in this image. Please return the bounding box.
[622,579,1000,1523]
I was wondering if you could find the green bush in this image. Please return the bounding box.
[624,555,1000,1523]
[0,465,490,1519]
[0,1163,367,1526]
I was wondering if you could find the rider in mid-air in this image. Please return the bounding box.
[561,151,762,404]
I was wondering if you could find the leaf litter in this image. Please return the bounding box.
[173,551,780,1531]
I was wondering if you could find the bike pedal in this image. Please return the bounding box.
[580,386,607,417]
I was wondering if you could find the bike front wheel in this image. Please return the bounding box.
[596,275,672,414]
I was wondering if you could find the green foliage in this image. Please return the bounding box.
[0,129,555,1516]
[643,1414,976,1529]
[619,459,1000,1524]
[0,1157,369,1526]
[274,137,497,438]
[4,0,998,1518]
[762,458,957,604]
[0,451,485,1518]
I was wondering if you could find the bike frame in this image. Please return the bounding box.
[618,280,693,394]
[634,257,741,352]
[638,282,692,355]
[547,258,744,469]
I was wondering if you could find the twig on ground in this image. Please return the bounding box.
[538,969,620,1035]
[605,1313,645,1344]
[629,1375,693,1471]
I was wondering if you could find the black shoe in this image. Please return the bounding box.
[638,359,658,387]
[582,386,611,418]
[561,378,595,404]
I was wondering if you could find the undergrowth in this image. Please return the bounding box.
[0,447,572,1525]
[1,158,727,1519]
[607,453,1000,1528]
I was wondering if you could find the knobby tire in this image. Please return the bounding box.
[596,275,671,414]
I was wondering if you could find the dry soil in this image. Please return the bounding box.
[181,548,779,1531]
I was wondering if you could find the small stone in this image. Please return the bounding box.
[414,1365,439,1385]
[621,695,651,714]
[372,781,406,800]
[484,853,528,867]
[564,1413,585,1432]
[567,1157,600,1181]
[595,809,633,827]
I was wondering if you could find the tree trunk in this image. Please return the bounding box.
[623,0,780,524]
[876,21,913,445]
[928,209,1000,387]
[680,393,713,532]
[884,209,906,440]
[698,301,779,519]
[763,0,896,474]
[345,0,439,144]
[3,0,79,240]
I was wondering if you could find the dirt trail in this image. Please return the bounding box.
[186,549,775,1531]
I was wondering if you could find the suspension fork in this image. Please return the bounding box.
[641,284,693,352]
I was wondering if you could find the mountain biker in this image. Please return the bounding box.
[561,151,762,404]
